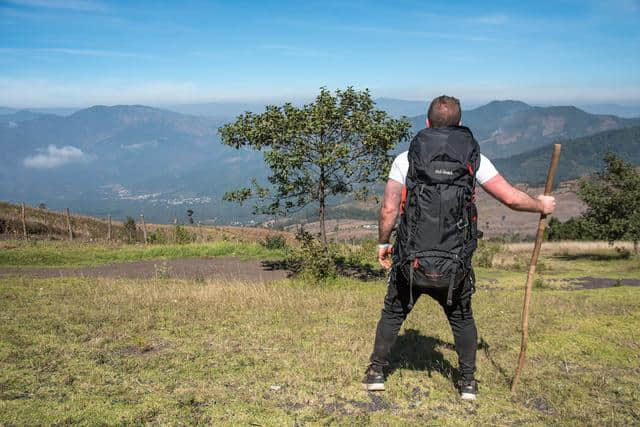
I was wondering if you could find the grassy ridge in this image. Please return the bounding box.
[0,243,639,424]
[0,240,286,267]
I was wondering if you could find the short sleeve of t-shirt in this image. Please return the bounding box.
[388,151,409,184]
[476,154,498,184]
[388,152,498,185]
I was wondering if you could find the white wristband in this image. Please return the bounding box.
[377,243,391,250]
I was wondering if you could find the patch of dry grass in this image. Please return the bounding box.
[0,201,292,244]
[505,240,635,254]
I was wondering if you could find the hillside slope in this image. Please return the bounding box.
[0,105,260,205]
[494,126,640,185]
[408,101,640,158]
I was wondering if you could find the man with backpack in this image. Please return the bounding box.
[362,95,556,400]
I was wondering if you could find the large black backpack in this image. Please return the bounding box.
[394,126,480,307]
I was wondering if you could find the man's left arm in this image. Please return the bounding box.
[377,179,403,269]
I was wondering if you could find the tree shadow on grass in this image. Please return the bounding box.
[553,253,630,261]
[386,329,459,384]
[333,258,386,281]
[260,259,385,281]
[260,260,296,277]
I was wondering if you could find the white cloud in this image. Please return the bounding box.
[23,145,93,169]
[120,141,158,152]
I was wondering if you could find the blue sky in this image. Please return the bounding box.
[1,0,639,108]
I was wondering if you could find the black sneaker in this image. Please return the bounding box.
[362,366,385,391]
[458,379,478,401]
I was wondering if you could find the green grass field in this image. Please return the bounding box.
[0,240,286,267]
[1,241,639,425]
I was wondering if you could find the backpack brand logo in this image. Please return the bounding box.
[434,169,454,176]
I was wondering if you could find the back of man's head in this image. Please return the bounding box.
[427,95,461,128]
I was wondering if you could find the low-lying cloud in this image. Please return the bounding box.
[23,145,93,169]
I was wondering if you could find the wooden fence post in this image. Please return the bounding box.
[65,208,73,241]
[140,214,147,244]
[107,215,112,241]
[21,202,27,239]
[198,222,205,242]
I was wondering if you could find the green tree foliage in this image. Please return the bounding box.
[546,217,598,241]
[578,153,640,253]
[219,87,411,247]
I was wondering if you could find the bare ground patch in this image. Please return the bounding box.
[565,277,640,290]
[0,256,288,283]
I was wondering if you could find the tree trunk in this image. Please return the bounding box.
[65,208,73,241]
[634,240,638,256]
[318,169,327,249]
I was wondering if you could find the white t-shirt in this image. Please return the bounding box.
[389,151,499,185]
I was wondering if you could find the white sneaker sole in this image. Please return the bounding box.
[460,392,476,401]
[363,383,385,391]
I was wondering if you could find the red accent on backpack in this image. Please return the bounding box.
[400,185,407,214]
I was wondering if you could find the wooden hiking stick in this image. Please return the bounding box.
[511,143,561,393]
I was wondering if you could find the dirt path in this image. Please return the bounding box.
[0,257,289,283]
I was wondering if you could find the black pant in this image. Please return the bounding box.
[369,267,478,381]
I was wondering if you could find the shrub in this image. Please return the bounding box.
[286,228,336,281]
[147,229,168,244]
[474,240,503,268]
[174,224,195,245]
[123,217,137,243]
[546,216,598,241]
[261,234,287,250]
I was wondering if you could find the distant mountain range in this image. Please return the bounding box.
[4,98,638,119]
[1,100,639,224]
[0,105,265,223]
[577,104,640,118]
[407,100,640,158]
[494,126,640,185]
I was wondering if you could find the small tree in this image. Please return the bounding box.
[219,87,411,248]
[578,153,640,254]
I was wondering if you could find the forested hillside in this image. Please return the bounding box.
[408,102,640,158]
[494,126,640,184]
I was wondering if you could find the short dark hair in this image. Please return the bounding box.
[427,95,461,128]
